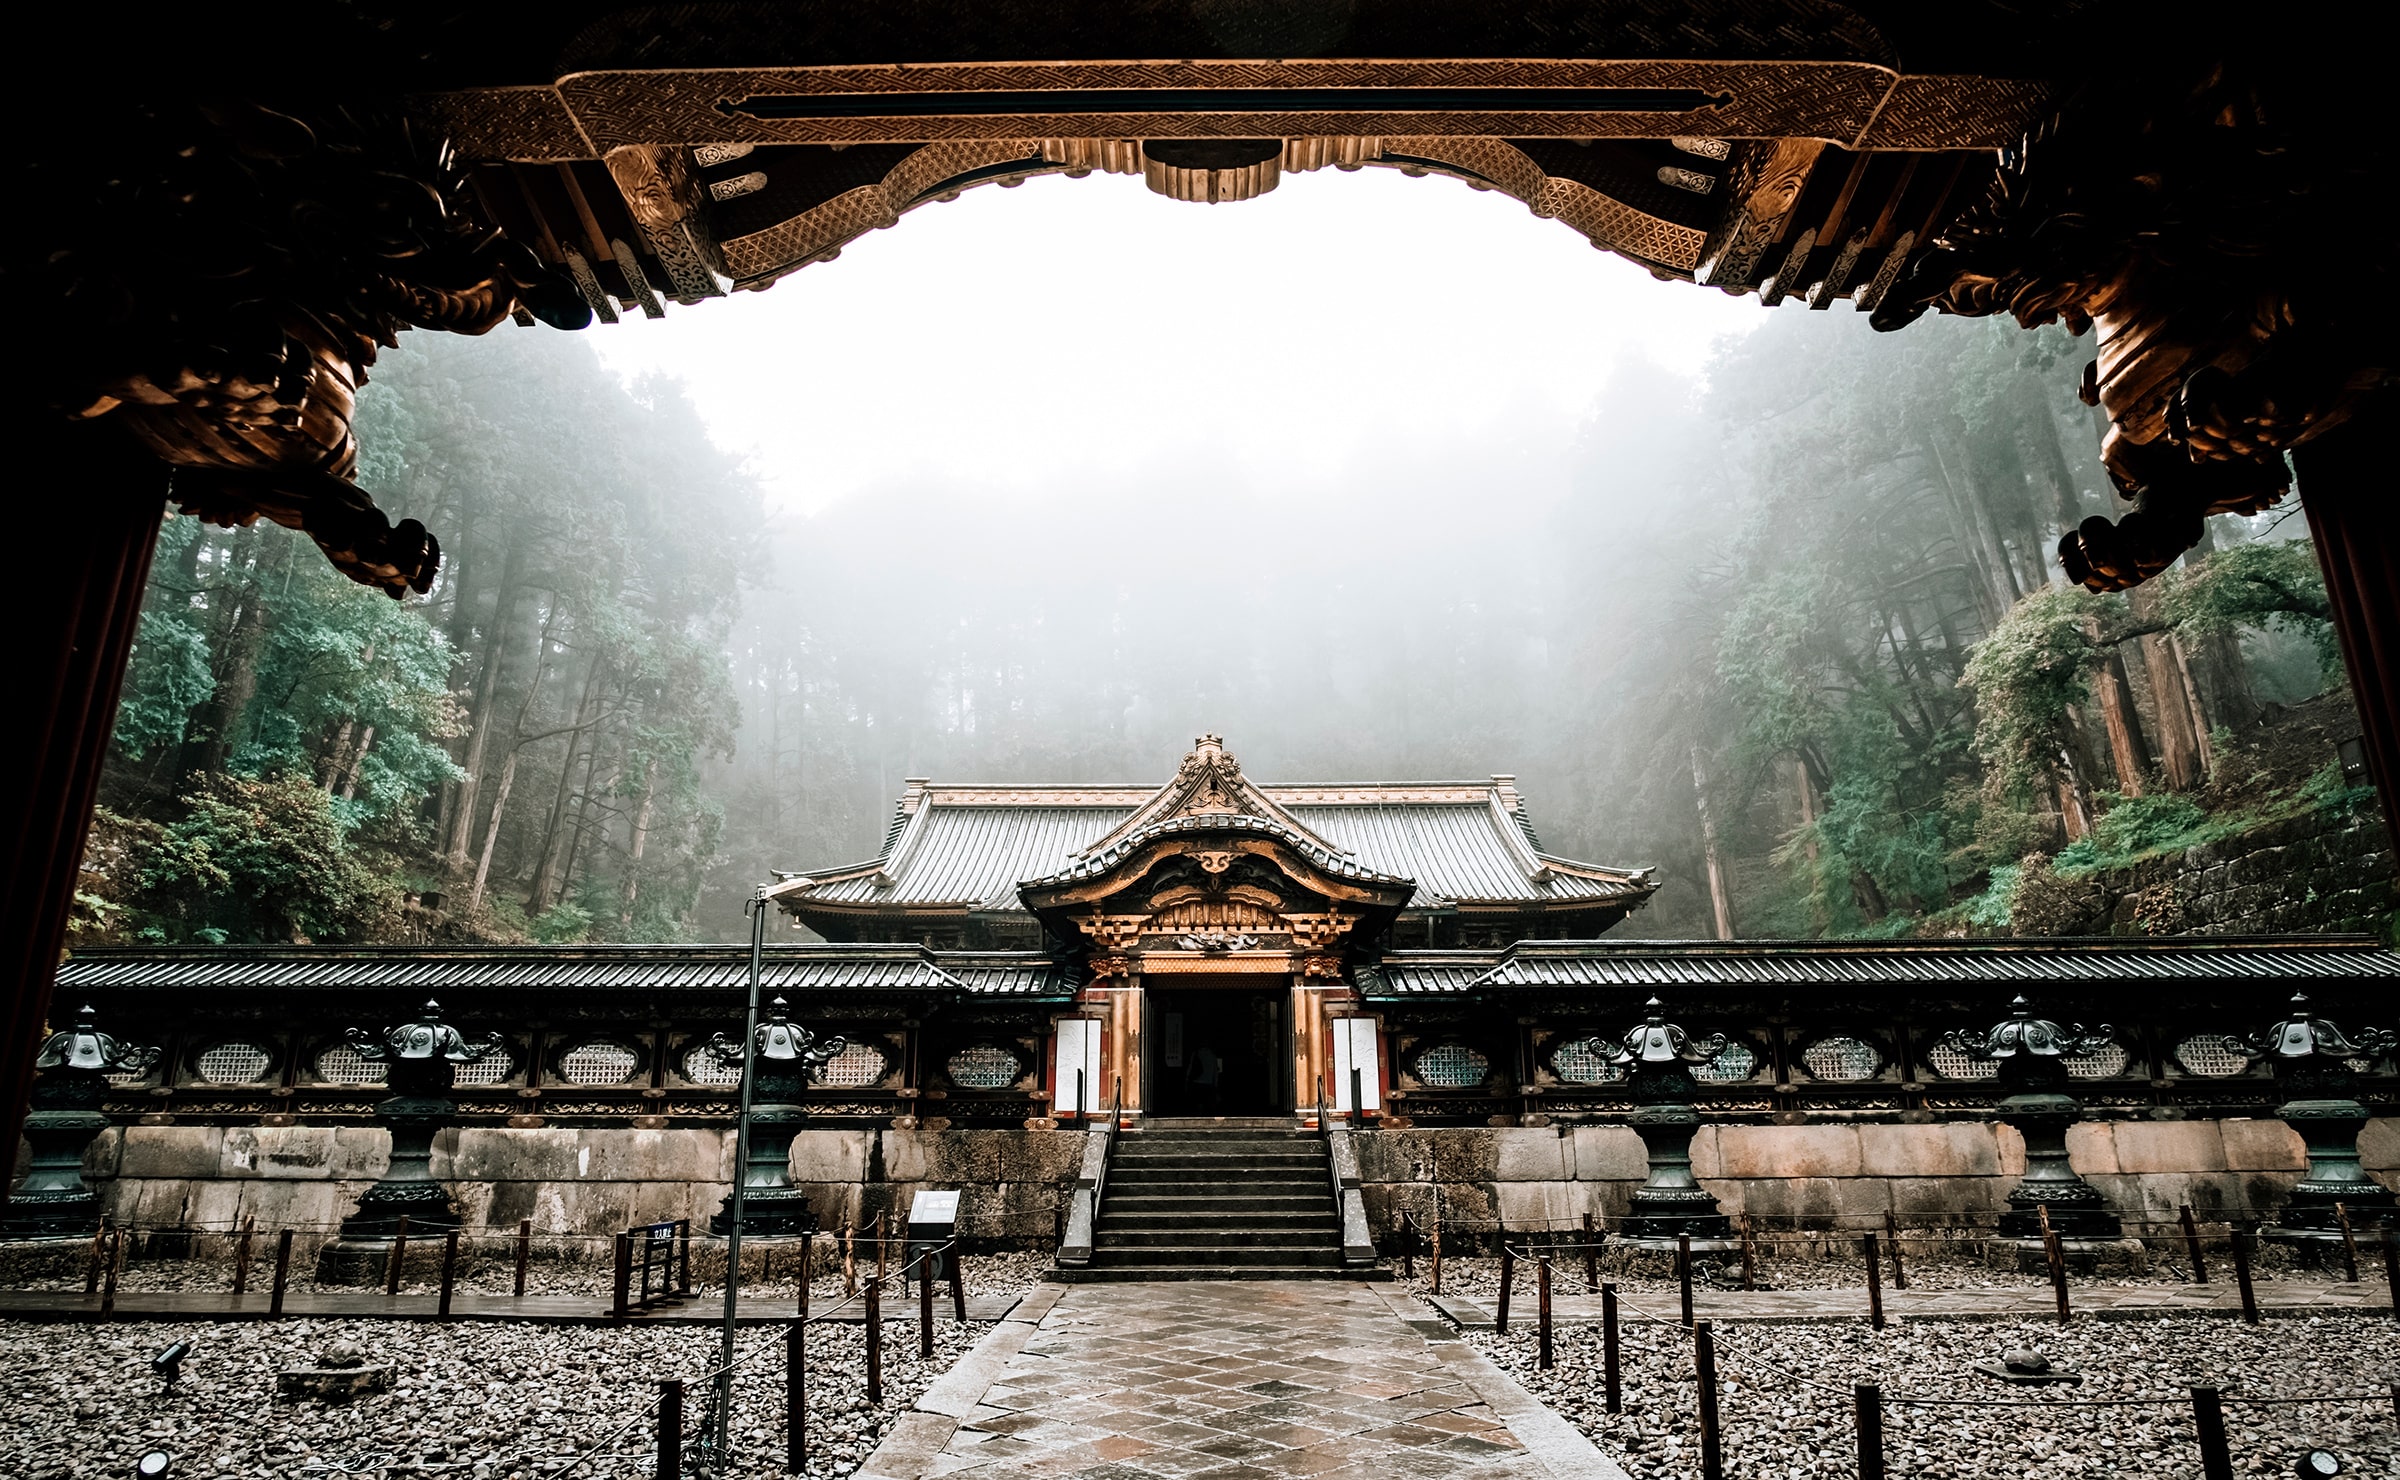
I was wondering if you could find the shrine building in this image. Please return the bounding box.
[767,734,1657,1122]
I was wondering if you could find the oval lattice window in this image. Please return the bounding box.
[2063,1040,2131,1079]
[558,1042,641,1086]
[1414,1042,1492,1089]
[314,1045,389,1087]
[681,1043,744,1088]
[1694,1040,1759,1084]
[1549,1038,1625,1085]
[1801,1036,1882,1082]
[817,1040,888,1089]
[945,1044,1023,1090]
[196,1042,273,1084]
[1924,1043,2001,1081]
[452,1049,514,1088]
[2175,1034,2252,1078]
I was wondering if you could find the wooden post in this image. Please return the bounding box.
[1678,1233,1695,1328]
[2384,1227,2400,1321]
[1883,1210,1907,1290]
[84,1217,108,1296]
[99,1225,124,1319]
[2039,1206,2070,1325]
[1601,1281,1621,1414]
[438,1230,460,1318]
[677,1217,693,1296]
[864,1278,883,1406]
[613,1231,634,1322]
[269,1229,293,1318]
[2231,1228,2259,1324]
[842,1222,857,1297]
[2180,1204,2209,1283]
[1854,1383,1885,1480]
[875,1211,890,1284]
[1738,1217,1755,1292]
[656,1378,682,1480]
[1429,1211,1443,1295]
[949,1246,967,1323]
[1496,1237,1514,1334]
[919,1250,935,1359]
[1397,1213,1415,1278]
[385,1214,411,1297]
[514,1218,532,1298]
[1863,1233,1884,1330]
[1693,1320,1723,1480]
[1536,1258,1553,1371]
[232,1215,255,1296]
[2335,1203,2361,1283]
[2190,1384,2234,1480]
[786,1322,806,1473]
[1582,1212,1600,1292]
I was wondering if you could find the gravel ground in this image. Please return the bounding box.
[0,1257,1046,1480]
[1407,1237,2357,1302]
[1455,1302,2400,1479]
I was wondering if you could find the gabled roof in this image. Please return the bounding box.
[769,739,1656,916]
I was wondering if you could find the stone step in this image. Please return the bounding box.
[1050,1264,1382,1283]
[1094,1227,1339,1249]
[1111,1149,1328,1165]
[1089,1243,1347,1268]
[1099,1210,1336,1231]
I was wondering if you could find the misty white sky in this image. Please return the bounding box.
[590,165,1761,517]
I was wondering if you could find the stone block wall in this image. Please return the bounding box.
[39,1115,2399,1256]
[2015,809,2394,938]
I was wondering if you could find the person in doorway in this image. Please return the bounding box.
[1188,1042,1221,1113]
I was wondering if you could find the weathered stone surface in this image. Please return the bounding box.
[1856,1124,2000,1178]
[2217,1117,2307,1172]
[1570,1126,1649,1181]
[2106,1120,2229,1175]
[1492,1128,1569,1182]
[1708,1125,1861,1180]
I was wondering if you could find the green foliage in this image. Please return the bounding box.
[2052,792,2211,874]
[2301,761,2377,817]
[2156,539,2335,670]
[127,772,400,942]
[1960,586,2115,800]
[532,901,594,943]
[112,519,215,759]
[1959,862,2021,929]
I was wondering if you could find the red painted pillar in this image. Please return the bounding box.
[0,422,167,1197]
[2295,396,2400,852]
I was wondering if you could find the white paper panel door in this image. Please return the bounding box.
[1331,1017,1381,1111]
[1051,1018,1102,1114]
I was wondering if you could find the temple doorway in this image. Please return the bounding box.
[1149,982,1287,1117]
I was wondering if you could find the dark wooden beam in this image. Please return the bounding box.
[2294,396,2400,854]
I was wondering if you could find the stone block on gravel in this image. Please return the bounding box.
[1857,1123,2000,1178]
[1709,1124,1860,1180]
[2109,1119,2232,1174]
[2219,1116,2307,1171]
[786,1129,874,1184]
[114,1126,229,1179]
[1572,1125,1649,1181]
[1493,1128,1569,1182]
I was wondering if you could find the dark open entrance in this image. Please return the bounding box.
[1150,982,1286,1116]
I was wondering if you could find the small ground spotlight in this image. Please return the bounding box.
[135,1451,172,1477]
[2297,1451,2341,1477]
[149,1340,191,1392]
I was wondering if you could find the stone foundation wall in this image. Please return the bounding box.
[2013,809,2395,937]
[43,1116,2400,1255]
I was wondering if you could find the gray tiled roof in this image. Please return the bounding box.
[53,945,1069,997]
[783,783,1649,912]
[1362,937,2400,996]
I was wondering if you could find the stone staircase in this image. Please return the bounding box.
[1064,1124,1363,1281]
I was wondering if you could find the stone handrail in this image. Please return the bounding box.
[1054,1076,1120,1268]
[1316,1076,1378,1268]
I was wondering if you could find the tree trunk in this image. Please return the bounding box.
[443,548,528,878]
[1690,745,1736,940]
[338,726,374,801]
[2085,619,2153,796]
[181,529,282,776]
[527,657,604,915]
[2126,582,2207,790]
[467,745,519,914]
[619,753,659,925]
[1921,440,2019,628]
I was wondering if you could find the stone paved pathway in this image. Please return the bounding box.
[861,1281,1624,1479]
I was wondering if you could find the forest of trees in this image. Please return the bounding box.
[74,309,2366,947]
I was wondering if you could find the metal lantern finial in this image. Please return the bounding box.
[34,1004,159,1076]
[2247,992,2398,1063]
[1613,996,1728,1068]
[708,997,847,1080]
[1940,997,2113,1066]
[346,998,502,1065]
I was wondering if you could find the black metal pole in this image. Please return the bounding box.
[865,1277,884,1405]
[1678,1232,1695,1328]
[2181,1204,2209,1283]
[1601,1280,1621,1414]
[1854,1383,1885,1480]
[1694,1319,1723,1480]
[1536,1258,1553,1370]
[919,1251,935,1358]
[1582,1212,1599,1292]
[439,1229,459,1318]
[2335,1202,2361,1282]
[2190,1384,2234,1480]
[1883,1210,1907,1290]
[1863,1233,1884,1330]
[2231,1228,2259,1324]
[949,1244,967,1322]
[714,885,771,1464]
[269,1228,292,1318]
[786,1322,805,1473]
[515,1217,532,1298]
[1496,1237,1514,1334]
[657,1379,683,1480]
[2384,1227,2400,1321]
